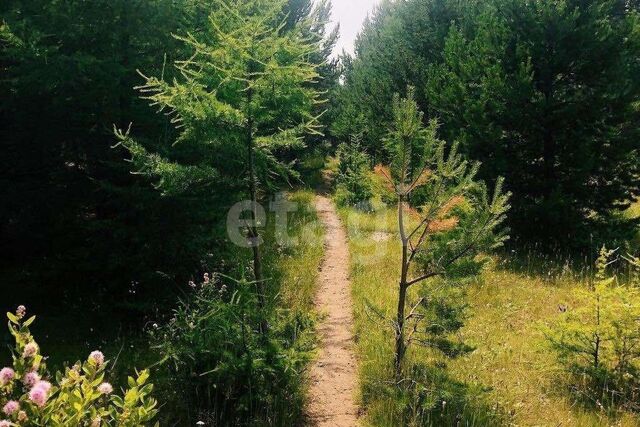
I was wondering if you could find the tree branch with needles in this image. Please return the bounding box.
[373,88,510,378]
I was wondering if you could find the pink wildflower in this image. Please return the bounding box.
[2,401,18,416]
[97,382,113,394]
[22,342,38,358]
[28,386,48,407]
[16,305,26,319]
[203,272,210,284]
[0,368,15,385]
[88,350,105,367]
[34,380,51,393]
[0,420,11,427]
[28,381,51,407]
[23,371,40,387]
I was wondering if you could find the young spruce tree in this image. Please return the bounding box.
[116,0,323,315]
[376,90,510,376]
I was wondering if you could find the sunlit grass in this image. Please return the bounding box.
[341,203,640,426]
[626,201,640,219]
[270,190,324,312]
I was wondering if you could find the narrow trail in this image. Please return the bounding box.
[306,195,359,426]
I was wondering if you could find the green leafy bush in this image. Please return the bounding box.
[543,247,640,410]
[335,136,373,208]
[0,307,158,426]
[150,273,312,426]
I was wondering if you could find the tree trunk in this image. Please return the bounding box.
[247,102,263,285]
[394,278,408,377]
[594,295,601,369]
[246,85,267,333]
[395,196,409,377]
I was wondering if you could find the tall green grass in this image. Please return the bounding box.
[340,203,640,426]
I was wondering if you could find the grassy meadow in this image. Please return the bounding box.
[339,188,640,426]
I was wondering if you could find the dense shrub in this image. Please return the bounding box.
[0,307,157,426]
[543,247,640,410]
[335,136,373,208]
[150,273,313,426]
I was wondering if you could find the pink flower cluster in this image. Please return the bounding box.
[2,401,18,416]
[23,371,40,387]
[15,305,26,319]
[0,368,15,386]
[28,380,52,407]
[23,342,38,358]
[98,382,113,395]
[88,350,105,367]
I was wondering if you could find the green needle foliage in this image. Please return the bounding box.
[426,0,640,247]
[116,0,325,294]
[335,135,373,208]
[375,89,510,376]
[335,0,640,248]
[543,247,640,410]
[117,0,323,193]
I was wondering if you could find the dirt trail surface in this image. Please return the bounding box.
[306,195,359,426]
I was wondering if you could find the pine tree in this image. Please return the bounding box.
[336,0,640,248]
[116,0,323,315]
[376,90,510,376]
[426,0,640,246]
[0,0,197,317]
[335,135,373,207]
[332,0,473,159]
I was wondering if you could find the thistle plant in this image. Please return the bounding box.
[0,307,158,426]
[376,89,510,376]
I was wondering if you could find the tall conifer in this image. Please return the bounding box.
[116,0,323,312]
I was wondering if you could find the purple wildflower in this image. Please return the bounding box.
[22,342,38,358]
[23,371,40,387]
[16,305,26,319]
[28,386,48,407]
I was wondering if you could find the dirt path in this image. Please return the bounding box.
[306,195,359,426]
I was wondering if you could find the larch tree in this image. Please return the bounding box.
[377,90,510,376]
[116,0,324,316]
